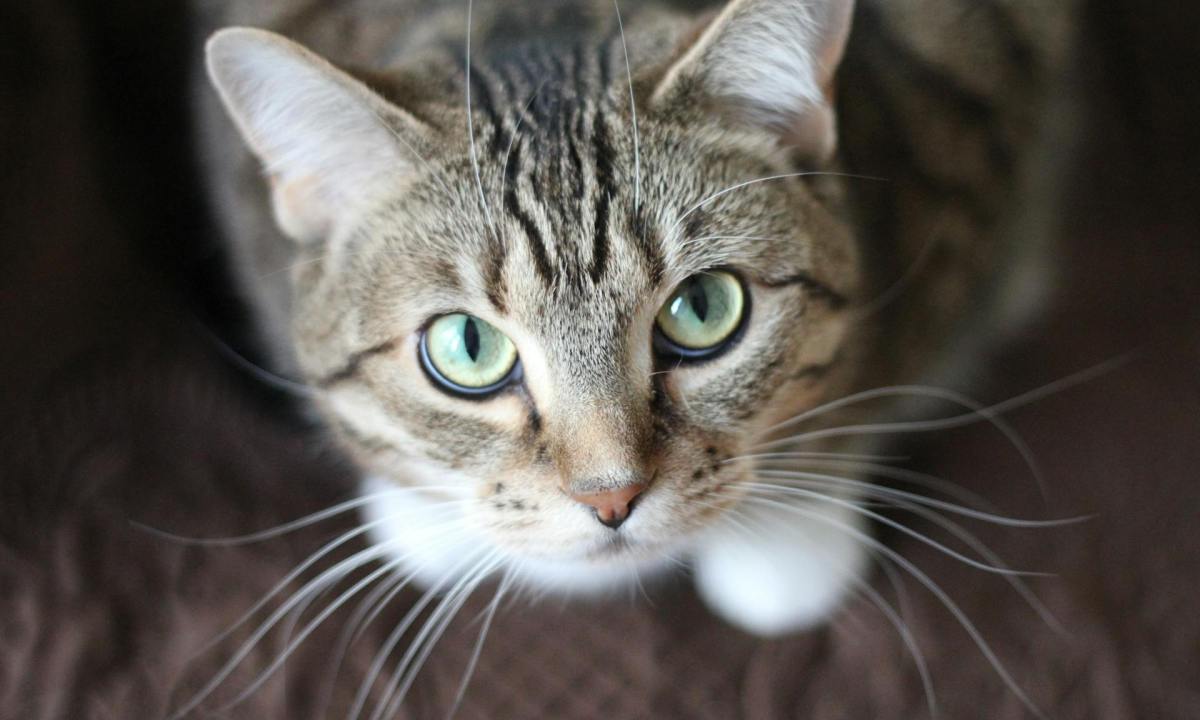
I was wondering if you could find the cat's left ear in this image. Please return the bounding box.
[206,28,427,243]
[651,0,854,162]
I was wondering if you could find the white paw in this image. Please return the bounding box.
[692,500,869,636]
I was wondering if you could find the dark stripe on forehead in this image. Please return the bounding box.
[632,208,665,285]
[596,33,614,92]
[564,112,586,206]
[504,138,555,284]
[484,234,508,313]
[589,110,614,283]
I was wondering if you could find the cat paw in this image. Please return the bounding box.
[692,501,869,636]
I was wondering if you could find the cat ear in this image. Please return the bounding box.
[206,28,422,243]
[651,0,854,162]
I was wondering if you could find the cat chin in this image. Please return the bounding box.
[507,553,677,597]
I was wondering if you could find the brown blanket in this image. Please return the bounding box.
[2,1,1197,717]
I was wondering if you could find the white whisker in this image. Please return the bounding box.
[166,542,395,720]
[192,323,316,398]
[670,171,884,235]
[733,494,1048,720]
[752,470,1088,528]
[362,103,456,200]
[744,471,1067,632]
[446,566,516,719]
[372,552,503,720]
[497,79,548,207]
[132,488,464,547]
[316,568,413,718]
[183,502,471,661]
[464,0,497,238]
[866,491,1068,635]
[613,0,640,213]
[847,227,940,322]
[741,482,1048,577]
[742,456,998,512]
[755,383,1049,498]
[852,573,938,718]
[216,557,410,713]
[348,550,487,720]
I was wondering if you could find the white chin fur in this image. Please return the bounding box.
[361,476,668,596]
[692,500,869,636]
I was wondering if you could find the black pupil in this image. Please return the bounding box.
[686,280,709,323]
[463,317,481,361]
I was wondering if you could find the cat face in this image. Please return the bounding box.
[206,0,860,586]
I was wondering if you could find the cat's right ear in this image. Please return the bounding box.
[650,0,854,163]
[206,28,426,243]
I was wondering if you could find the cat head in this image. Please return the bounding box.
[206,0,860,587]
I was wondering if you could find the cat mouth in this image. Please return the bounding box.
[587,533,634,560]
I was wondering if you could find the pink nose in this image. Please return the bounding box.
[570,484,646,529]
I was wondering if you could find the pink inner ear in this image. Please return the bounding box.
[269,173,331,244]
[780,105,838,163]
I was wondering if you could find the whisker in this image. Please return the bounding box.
[362,103,457,200]
[192,321,315,398]
[852,573,938,719]
[755,384,1048,498]
[847,227,940,322]
[274,575,338,708]
[188,511,468,666]
[464,0,497,238]
[446,566,516,719]
[741,456,998,513]
[855,490,1068,635]
[215,556,411,714]
[730,450,909,463]
[670,171,885,235]
[184,517,401,660]
[348,550,487,720]
[372,552,503,720]
[131,488,465,547]
[757,357,1132,498]
[316,568,414,719]
[166,542,396,720]
[751,470,1089,528]
[747,472,1066,632]
[740,482,1047,577]
[497,79,547,208]
[731,494,1048,720]
[613,0,640,213]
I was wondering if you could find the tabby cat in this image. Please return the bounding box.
[195,0,1076,643]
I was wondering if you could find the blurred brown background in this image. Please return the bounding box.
[2,1,1198,718]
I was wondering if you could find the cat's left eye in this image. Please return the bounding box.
[420,313,520,397]
[654,270,747,361]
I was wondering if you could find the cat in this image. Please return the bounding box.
[195,0,1078,646]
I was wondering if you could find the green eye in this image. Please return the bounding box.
[655,271,747,358]
[420,313,519,395]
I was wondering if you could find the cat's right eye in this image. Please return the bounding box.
[420,314,520,397]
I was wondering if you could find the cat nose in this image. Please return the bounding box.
[569,483,645,530]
